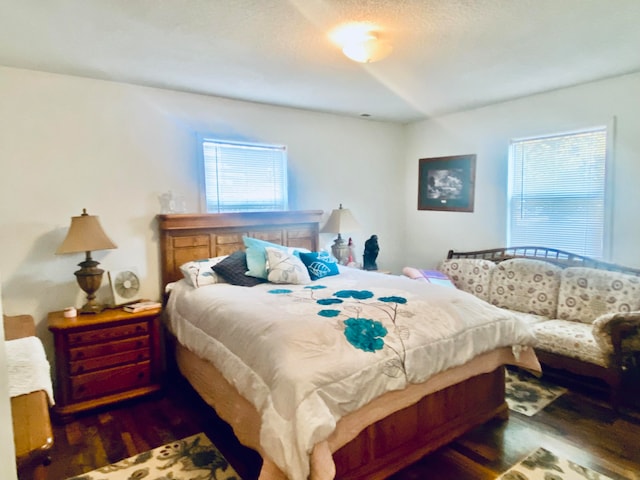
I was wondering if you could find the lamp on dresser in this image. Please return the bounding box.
[56,209,117,314]
[321,204,361,265]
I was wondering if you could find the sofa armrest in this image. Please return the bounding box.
[3,314,36,340]
[592,311,640,370]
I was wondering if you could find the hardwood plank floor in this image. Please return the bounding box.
[19,371,640,480]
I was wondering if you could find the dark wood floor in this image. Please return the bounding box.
[19,371,640,480]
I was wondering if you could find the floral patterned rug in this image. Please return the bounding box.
[497,447,614,480]
[505,368,567,416]
[66,432,241,480]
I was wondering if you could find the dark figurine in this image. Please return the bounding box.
[363,235,379,271]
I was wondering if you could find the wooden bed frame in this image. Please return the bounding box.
[157,212,531,479]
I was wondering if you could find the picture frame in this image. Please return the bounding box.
[418,154,476,212]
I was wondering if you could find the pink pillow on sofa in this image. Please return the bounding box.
[402,267,455,287]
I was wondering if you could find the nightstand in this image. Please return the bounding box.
[48,307,163,422]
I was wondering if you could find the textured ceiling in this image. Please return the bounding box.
[1,0,639,123]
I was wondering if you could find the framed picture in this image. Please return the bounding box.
[418,154,476,212]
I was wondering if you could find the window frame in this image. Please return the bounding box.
[198,135,289,214]
[506,122,614,260]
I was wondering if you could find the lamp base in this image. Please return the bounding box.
[79,301,105,315]
[74,256,106,315]
[331,234,350,265]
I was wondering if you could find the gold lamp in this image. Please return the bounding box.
[321,204,361,265]
[56,209,117,314]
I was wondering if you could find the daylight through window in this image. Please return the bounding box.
[507,127,607,258]
[201,138,288,213]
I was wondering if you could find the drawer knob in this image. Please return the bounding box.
[137,372,145,380]
[77,366,84,374]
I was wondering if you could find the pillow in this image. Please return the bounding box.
[243,236,288,279]
[299,251,340,280]
[402,267,456,288]
[212,251,266,287]
[265,247,311,284]
[179,256,228,287]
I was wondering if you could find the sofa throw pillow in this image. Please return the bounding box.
[438,258,496,302]
[265,247,311,284]
[402,267,455,288]
[299,251,340,280]
[179,255,228,287]
[489,258,562,318]
[243,236,289,279]
[557,267,640,323]
[212,250,266,287]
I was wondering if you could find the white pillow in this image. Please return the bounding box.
[179,255,228,288]
[265,247,311,284]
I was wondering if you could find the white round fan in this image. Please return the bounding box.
[109,269,141,306]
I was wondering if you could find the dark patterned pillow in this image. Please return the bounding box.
[299,251,340,280]
[212,250,266,287]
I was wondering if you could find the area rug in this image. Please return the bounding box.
[65,432,242,480]
[505,368,567,416]
[497,447,614,480]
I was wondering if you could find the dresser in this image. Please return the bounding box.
[48,307,163,422]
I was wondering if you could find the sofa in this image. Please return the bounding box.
[4,314,54,471]
[403,247,640,409]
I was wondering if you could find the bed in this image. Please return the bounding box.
[157,211,541,480]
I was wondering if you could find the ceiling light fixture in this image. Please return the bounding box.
[330,23,393,64]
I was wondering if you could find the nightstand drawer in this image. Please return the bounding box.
[67,321,149,346]
[70,348,150,375]
[69,336,149,361]
[70,361,151,401]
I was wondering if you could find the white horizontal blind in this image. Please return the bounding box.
[507,127,607,257]
[202,139,288,213]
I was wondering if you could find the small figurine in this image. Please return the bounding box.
[363,235,379,271]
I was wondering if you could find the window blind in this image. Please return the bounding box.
[507,127,607,258]
[202,139,288,213]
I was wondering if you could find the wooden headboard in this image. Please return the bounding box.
[157,210,323,287]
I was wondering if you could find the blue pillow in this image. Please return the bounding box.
[243,236,288,279]
[299,251,340,280]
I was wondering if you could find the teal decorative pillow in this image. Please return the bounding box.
[243,236,289,279]
[265,247,311,284]
[299,251,340,280]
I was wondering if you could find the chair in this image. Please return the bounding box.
[3,314,54,471]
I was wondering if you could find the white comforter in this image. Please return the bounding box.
[166,267,536,480]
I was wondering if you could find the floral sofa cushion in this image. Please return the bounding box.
[438,259,495,302]
[533,320,609,367]
[557,267,640,324]
[489,258,562,318]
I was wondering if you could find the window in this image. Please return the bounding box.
[507,127,608,258]
[200,138,288,213]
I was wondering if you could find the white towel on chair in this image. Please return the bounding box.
[5,336,55,405]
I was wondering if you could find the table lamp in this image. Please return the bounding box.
[56,209,117,314]
[321,204,361,265]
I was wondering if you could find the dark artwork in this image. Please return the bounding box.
[363,235,379,271]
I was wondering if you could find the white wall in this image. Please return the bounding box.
[402,71,640,270]
[0,65,405,350]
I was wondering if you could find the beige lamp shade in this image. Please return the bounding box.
[320,204,361,234]
[56,209,117,254]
